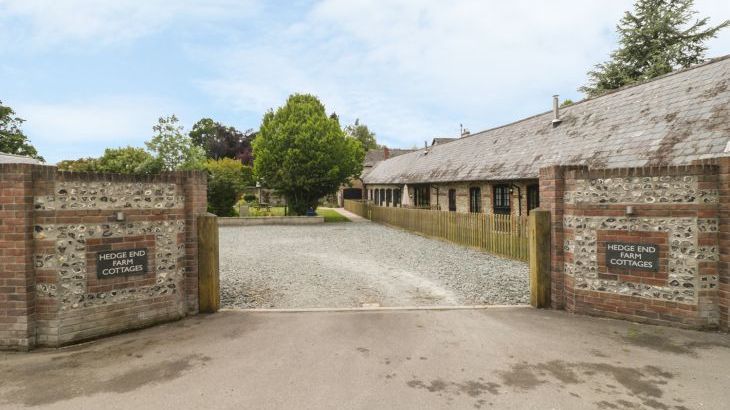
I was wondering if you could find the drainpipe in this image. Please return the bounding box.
[433,185,439,210]
[510,183,522,216]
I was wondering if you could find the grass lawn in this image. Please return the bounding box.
[316,208,351,223]
[246,206,287,217]
[235,204,350,222]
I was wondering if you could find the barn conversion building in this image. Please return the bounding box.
[360,55,730,330]
[363,55,730,216]
[338,146,415,205]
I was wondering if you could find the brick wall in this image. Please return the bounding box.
[538,165,582,309]
[183,171,208,314]
[714,158,730,331]
[0,165,207,350]
[0,164,35,350]
[540,164,723,329]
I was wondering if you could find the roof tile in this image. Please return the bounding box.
[365,56,730,184]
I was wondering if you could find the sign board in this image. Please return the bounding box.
[605,242,659,272]
[96,248,148,278]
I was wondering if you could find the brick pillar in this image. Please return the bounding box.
[538,165,586,310]
[182,170,208,314]
[31,166,59,346]
[695,166,721,328]
[0,164,36,350]
[717,158,730,331]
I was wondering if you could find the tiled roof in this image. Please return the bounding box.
[431,137,458,146]
[364,56,730,184]
[362,148,417,177]
[0,153,41,164]
[363,149,386,166]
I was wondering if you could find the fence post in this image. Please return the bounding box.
[529,209,551,308]
[198,213,220,313]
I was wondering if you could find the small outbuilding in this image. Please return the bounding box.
[0,153,42,165]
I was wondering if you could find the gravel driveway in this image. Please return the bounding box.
[220,223,529,309]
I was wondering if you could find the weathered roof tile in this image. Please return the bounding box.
[365,56,730,184]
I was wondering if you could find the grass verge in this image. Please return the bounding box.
[317,208,350,223]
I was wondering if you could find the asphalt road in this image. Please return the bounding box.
[1,307,729,409]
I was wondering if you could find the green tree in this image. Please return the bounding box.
[344,118,379,151]
[580,0,729,97]
[189,118,254,164]
[0,101,44,161]
[204,157,254,216]
[95,146,154,173]
[189,118,217,148]
[57,157,98,172]
[146,115,205,171]
[253,94,364,215]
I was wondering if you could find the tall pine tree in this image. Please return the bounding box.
[580,0,729,97]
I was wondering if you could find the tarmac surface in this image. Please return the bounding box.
[1,307,729,409]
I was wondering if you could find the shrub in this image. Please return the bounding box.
[96,146,154,173]
[205,158,254,217]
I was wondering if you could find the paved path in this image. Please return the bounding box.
[1,308,728,409]
[331,207,369,222]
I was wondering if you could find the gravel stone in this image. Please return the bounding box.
[220,223,529,309]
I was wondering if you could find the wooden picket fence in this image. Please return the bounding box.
[344,200,529,261]
[344,199,369,219]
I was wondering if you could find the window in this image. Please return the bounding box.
[386,189,392,207]
[469,187,481,213]
[374,189,379,204]
[448,189,456,212]
[394,189,401,207]
[493,184,511,215]
[413,185,430,208]
[379,189,386,206]
[369,189,373,201]
[527,184,539,214]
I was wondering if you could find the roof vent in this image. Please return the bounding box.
[552,94,562,126]
[460,123,470,137]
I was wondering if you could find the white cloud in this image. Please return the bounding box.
[18,97,161,143]
[13,95,188,163]
[0,0,260,49]
[197,0,730,149]
[4,1,728,154]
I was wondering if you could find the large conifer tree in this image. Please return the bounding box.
[580,0,729,97]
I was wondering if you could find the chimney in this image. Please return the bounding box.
[552,95,562,126]
[383,146,390,160]
[461,128,470,138]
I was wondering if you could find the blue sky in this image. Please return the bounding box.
[1,0,729,164]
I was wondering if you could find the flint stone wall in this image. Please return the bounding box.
[0,165,207,350]
[542,163,725,329]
